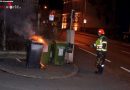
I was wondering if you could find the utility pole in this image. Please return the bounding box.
[2,8,6,51]
[37,13,40,34]
[70,9,75,31]
[84,0,87,32]
[66,9,75,63]
[84,0,86,17]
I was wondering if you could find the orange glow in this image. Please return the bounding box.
[40,62,46,69]
[62,14,67,29]
[29,35,46,44]
[73,23,78,31]
[74,26,78,31]
[62,23,67,29]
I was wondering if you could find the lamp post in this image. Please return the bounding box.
[37,12,41,34]
[83,18,87,32]
[2,7,6,51]
[70,9,75,31]
[83,0,86,32]
[66,9,75,63]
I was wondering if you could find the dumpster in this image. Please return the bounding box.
[26,41,43,68]
[40,40,55,64]
[54,41,66,65]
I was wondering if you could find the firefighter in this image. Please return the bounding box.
[92,28,107,74]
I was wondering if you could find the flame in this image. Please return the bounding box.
[40,62,46,69]
[29,35,46,44]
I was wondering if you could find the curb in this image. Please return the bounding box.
[0,65,41,79]
[46,64,79,79]
[0,64,79,80]
[0,51,26,54]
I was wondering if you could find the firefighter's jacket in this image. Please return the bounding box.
[94,35,107,52]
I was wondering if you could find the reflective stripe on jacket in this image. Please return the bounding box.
[94,36,107,51]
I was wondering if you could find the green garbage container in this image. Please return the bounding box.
[40,40,52,64]
[54,41,66,65]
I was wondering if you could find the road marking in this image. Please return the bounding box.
[75,43,86,46]
[79,47,111,63]
[121,50,130,55]
[79,47,96,56]
[122,43,130,47]
[16,58,22,62]
[105,59,111,62]
[17,56,25,60]
[120,67,130,73]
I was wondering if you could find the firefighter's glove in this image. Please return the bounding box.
[90,44,95,48]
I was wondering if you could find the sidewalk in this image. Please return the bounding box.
[0,52,78,79]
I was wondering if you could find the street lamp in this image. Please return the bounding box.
[83,18,87,32]
[44,5,47,9]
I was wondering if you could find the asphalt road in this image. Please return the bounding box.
[0,46,130,90]
[74,32,130,78]
[0,32,130,90]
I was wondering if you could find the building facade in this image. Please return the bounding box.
[62,0,116,32]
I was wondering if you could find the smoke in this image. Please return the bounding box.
[5,0,37,39]
[13,18,35,39]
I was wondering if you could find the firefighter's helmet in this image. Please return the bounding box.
[98,29,105,35]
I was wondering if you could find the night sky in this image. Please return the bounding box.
[39,0,63,10]
[89,0,130,32]
[116,0,130,32]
